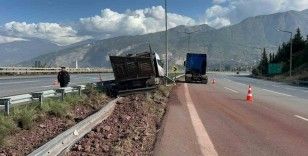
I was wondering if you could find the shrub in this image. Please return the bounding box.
[12,106,36,130]
[0,115,15,145]
[46,100,70,118]
[157,85,170,97]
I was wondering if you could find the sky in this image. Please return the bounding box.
[1,0,308,46]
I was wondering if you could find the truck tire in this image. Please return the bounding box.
[201,78,208,84]
[185,76,191,83]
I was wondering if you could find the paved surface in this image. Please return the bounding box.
[0,73,113,97]
[155,73,308,156]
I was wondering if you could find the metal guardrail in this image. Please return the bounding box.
[0,85,86,115]
[0,67,112,74]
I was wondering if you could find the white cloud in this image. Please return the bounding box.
[79,6,196,38]
[1,2,307,45]
[204,5,231,28]
[0,35,28,44]
[4,21,91,46]
[204,0,308,28]
[213,0,226,4]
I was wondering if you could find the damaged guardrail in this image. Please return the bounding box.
[0,85,86,115]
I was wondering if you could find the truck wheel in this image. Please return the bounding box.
[185,76,191,83]
[201,78,208,84]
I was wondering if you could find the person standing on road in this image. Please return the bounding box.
[57,67,70,87]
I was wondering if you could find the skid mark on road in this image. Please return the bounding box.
[224,87,239,93]
[184,83,218,156]
[294,115,308,122]
[262,89,293,97]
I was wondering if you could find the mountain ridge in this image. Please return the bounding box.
[18,9,308,69]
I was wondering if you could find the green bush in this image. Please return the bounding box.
[44,99,70,118]
[64,93,85,107]
[158,85,170,97]
[0,115,15,145]
[12,106,36,130]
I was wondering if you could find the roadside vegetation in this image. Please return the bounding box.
[253,28,308,81]
[0,86,111,155]
[68,85,173,155]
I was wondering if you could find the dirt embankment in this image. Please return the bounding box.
[67,86,172,155]
[0,89,111,156]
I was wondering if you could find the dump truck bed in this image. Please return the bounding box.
[110,54,156,82]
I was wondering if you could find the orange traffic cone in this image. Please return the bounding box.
[246,85,253,102]
[212,79,216,84]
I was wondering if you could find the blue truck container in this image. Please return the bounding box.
[185,53,208,84]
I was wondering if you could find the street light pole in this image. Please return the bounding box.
[184,30,200,52]
[164,0,168,77]
[275,28,293,77]
[184,32,193,52]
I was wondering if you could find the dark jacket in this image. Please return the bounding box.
[57,70,70,85]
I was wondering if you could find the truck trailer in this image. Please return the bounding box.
[103,52,165,97]
[184,53,208,84]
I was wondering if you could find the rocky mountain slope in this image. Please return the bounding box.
[21,9,308,69]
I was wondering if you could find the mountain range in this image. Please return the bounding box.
[2,9,308,69]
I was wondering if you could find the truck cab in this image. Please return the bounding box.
[184,53,208,84]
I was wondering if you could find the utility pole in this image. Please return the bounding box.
[185,32,192,52]
[275,28,293,77]
[164,0,168,77]
[75,59,78,69]
[184,30,200,52]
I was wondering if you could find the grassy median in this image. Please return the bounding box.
[0,85,111,155]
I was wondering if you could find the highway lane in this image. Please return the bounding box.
[219,74,308,100]
[155,73,308,156]
[0,73,113,97]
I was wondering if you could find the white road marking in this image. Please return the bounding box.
[271,84,281,88]
[184,83,218,156]
[262,89,293,97]
[41,85,54,88]
[233,81,246,86]
[0,80,39,85]
[294,115,308,122]
[224,87,239,93]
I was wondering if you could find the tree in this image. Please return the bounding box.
[269,53,274,63]
[292,28,305,55]
[304,35,308,63]
[257,48,269,75]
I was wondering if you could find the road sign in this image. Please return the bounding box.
[173,66,177,72]
[268,63,282,75]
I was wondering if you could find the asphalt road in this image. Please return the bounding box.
[155,72,308,156]
[0,73,113,97]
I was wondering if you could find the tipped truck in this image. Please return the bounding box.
[103,52,165,97]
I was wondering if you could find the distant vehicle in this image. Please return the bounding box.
[184,53,208,84]
[103,51,165,97]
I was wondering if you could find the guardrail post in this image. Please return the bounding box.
[32,92,44,106]
[77,86,82,96]
[60,89,65,101]
[0,98,11,115]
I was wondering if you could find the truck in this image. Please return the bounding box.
[103,51,165,97]
[184,53,208,84]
